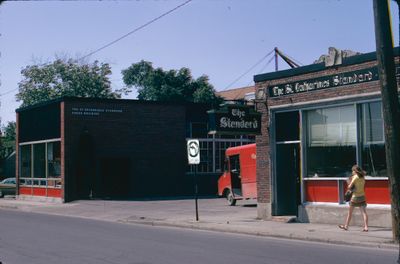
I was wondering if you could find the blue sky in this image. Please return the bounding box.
[1,0,399,124]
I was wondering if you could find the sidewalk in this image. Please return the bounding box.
[0,197,396,250]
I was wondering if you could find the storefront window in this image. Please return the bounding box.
[20,140,61,188]
[306,105,356,177]
[33,143,46,181]
[361,102,386,177]
[20,145,31,178]
[47,142,61,178]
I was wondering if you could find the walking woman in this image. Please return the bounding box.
[338,165,369,232]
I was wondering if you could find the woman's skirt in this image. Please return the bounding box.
[350,195,367,207]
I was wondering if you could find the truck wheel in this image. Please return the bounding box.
[226,190,236,206]
[0,190,3,198]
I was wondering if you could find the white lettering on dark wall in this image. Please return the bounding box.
[231,108,246,118]
[71,107,123,116]
[218,107,259,130]
[209,105,262,134]
[332,72,373,86]
[219,117,259,129]
[269,67,379,97]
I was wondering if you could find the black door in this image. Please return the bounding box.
[273,110,300,216]
[274,143,300,216]
[100,157,130,199]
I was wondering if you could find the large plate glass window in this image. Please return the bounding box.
[20,145,31,179]
[19,140,61,188]
[47,141,61,187]
[306,105,356,177]
[33,143,46,185]
[361,102,386,176]
[47,142,61,178]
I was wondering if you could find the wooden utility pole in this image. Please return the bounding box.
[395,0,400,47]
[373,0,400,242]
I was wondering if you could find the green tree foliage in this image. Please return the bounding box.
[17,59,129,107]
[122,60,223,104]
[0,121,16,159]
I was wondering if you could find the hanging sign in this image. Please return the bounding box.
[207,104,261,135]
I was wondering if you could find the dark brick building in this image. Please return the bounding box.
[253,48,398,226]
[16,97,222,202]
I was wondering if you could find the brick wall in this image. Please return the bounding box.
[63,99,190,201]
[17,98,212,202]
[255,58,386,207]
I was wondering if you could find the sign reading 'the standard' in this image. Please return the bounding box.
[207,105,261,135]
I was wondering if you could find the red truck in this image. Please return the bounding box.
[217,143,257,206]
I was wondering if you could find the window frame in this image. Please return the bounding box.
[273,98,387,180]
[304,104,357,178]
[19,138,62,188]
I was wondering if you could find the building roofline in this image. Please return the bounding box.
[15,97,64,113]
[216,85,254,93]
[15,96,212,113]
[254,47,400,83]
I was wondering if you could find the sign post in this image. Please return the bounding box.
[187,139,200,221]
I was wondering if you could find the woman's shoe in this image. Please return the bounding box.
[338,224,348,231]
[362,228,368,232]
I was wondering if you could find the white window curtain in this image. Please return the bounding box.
[308,105,356,147]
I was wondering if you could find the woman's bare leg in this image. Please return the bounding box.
[359,206,368,231]
[344,206,354,228]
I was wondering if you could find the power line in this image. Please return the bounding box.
[0,88,18,97]
[245,54,275,87]
[77,0,193,62]
[223,49,274,91]
[258,54,276,74]
[0,0,193,98]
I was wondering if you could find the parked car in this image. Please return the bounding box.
[0,177,17,198]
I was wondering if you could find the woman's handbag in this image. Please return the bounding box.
[344,190,353,202]
[344,185,355,202]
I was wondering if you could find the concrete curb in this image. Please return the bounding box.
[0,198,397,251]
[120,219,398,250]
[0,204,18,210]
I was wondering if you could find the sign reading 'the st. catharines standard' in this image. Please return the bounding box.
[207,105,261,135]
[268,67,379,97]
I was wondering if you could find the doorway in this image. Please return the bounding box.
[273,110,301,216]
[274,143,300,215]
[100,157,130,199]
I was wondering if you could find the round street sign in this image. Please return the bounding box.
[187,139,200,164]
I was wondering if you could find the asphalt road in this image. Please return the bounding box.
[0,209,397,264]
